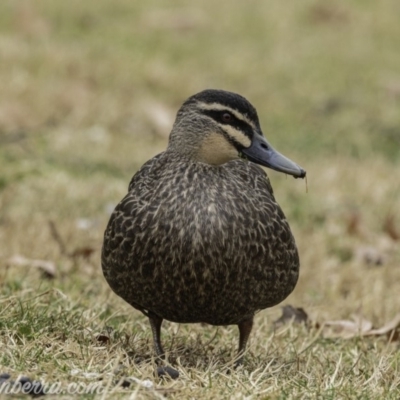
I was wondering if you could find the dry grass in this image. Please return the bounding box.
[1,0,400,398]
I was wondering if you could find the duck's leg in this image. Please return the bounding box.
[148,313,180,379]
[148,313,165,358]
[235,317,254,367]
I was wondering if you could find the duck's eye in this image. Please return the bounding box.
[221,113,232,123]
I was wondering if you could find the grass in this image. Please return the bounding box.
[1,0,400,398]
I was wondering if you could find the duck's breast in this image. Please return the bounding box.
[102,159,299,324]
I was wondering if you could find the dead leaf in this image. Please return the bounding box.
[70,247,96,259]
[322,313,400,341]
[383,214,399,241]
[273,305,309,328]
[323,314,373,339]
[7,255,56,279]
[345,211,361,236]
[309,4,349,25]
[364,313,400,339]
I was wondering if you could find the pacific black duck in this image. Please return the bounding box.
[102,89,306,365]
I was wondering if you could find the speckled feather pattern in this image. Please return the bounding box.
[101,151,299,325]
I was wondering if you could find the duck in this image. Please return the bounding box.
[101,89,306,366]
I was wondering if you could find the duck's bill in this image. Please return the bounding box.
[241,135,306,179]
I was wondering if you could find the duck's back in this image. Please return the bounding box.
[101,152,299,325]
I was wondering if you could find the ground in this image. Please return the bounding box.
[0,1,400,399]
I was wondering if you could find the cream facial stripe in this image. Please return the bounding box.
[197,102,256,130]
[222,125,252,148]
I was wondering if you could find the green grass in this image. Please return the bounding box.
[1,0,400,398]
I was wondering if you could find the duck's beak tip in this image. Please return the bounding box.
[294,168,306,179]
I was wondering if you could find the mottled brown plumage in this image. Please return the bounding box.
[102,89,306,365]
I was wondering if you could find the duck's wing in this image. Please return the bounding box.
[102,153,167,312]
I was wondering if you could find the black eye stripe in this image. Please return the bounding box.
[202,110,253,139]
[222,131,246,150]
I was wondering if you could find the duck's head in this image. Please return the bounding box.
[168,89,306,179]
